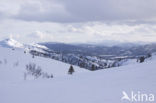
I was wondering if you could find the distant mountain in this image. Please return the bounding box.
[80,40,148,47]
[1,38,156,70]
[0,38,48,51]
[41,42,156,57]
[0,38,24,48]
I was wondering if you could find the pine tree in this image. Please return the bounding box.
[68,65,74,75]
[139,56,145,63]
[147,53,151,58]
[91,64,95,71]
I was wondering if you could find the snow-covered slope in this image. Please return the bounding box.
[0,38,24,48]
[0,38,47,52]
[0,46,87,82]
[30,43,48,49]
[0,46,156,103]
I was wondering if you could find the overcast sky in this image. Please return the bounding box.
[0,0,156,44]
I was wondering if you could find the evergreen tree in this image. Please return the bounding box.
[139,56,145,63]
[147,53,151,58]
[91,64,95,71]
[68,65,74,75]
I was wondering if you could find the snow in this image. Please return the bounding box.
[30,43,48,49]
[0,38,48,53]
[0,47,87,82]
[0,38,24,48]
[0,46,156,103]
[120,59,138,66]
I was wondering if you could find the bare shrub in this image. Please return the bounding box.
[4,59,7,64]
[0,60,2,64]
[25,63,53,80]
[26,63,42,79]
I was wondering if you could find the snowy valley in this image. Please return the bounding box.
[2,38,155,70]
[0,38,156,103]
[1,0,156,102]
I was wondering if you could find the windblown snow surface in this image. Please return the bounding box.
[0,46,156,103]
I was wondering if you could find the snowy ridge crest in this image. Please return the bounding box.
[0,38,23,48]
[0,38,47,51]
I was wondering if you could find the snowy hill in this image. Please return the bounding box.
[0,46,87,82]
[0,38,155,71]
[0,46,156,103]
[0,38,24,48]
[0,38,48,53]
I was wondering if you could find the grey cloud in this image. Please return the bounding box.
[1,0,156,24]
[62,0,156,22]
[13,0,71,22]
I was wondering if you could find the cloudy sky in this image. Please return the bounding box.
[0,0,156,44]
